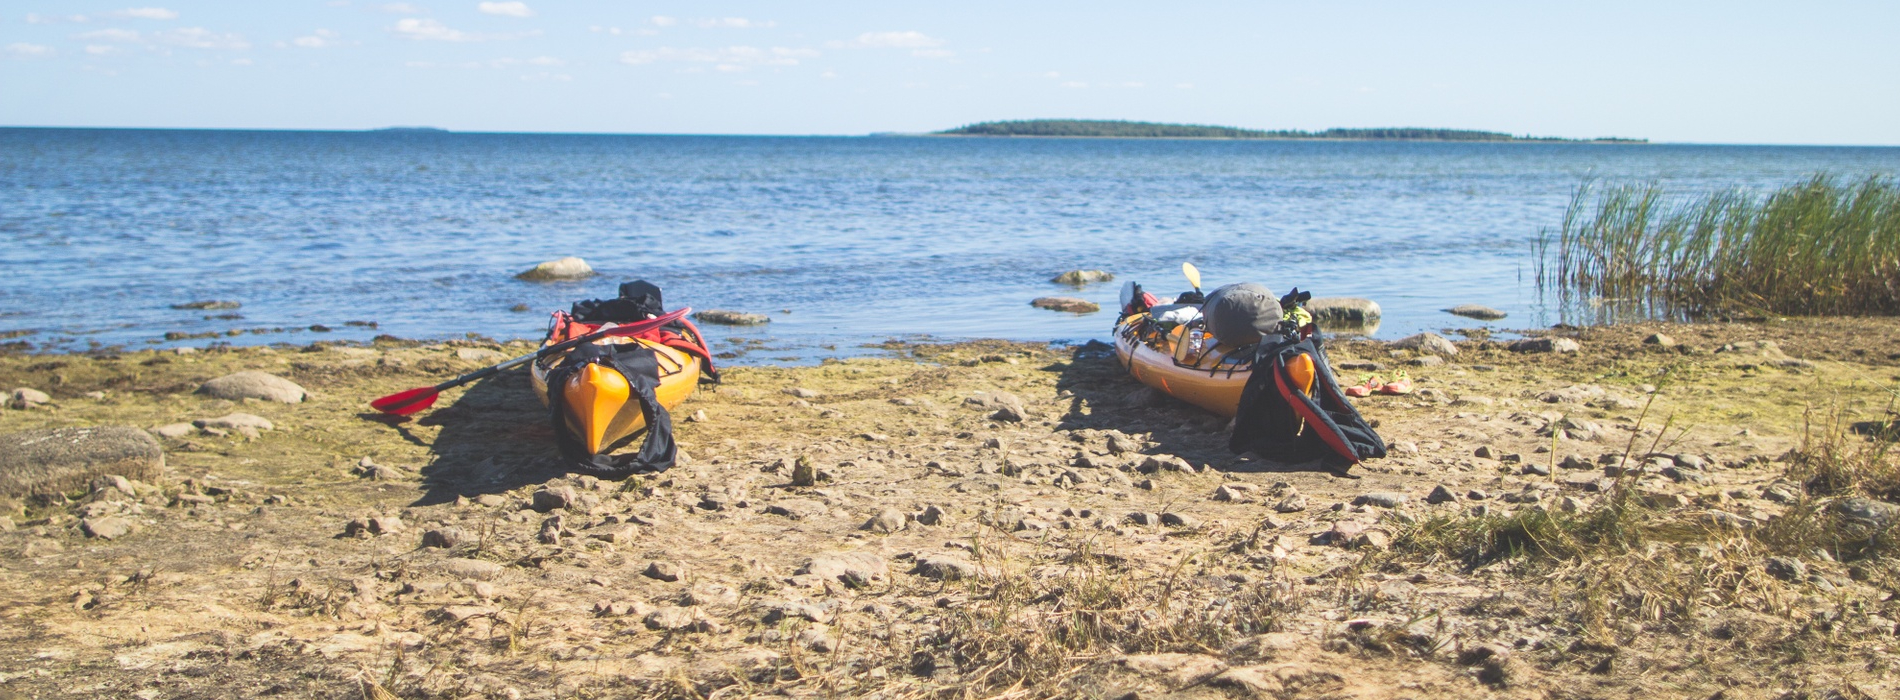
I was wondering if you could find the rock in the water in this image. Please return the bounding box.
[1306,297,1382,325]
[1051,270,1114,285]
[1445,304,1507,321]
[81,516,133,539]
[1030,297,1100,314]
[0,426,163,498]
[1394,332,1458,356]
[7,388,51,410]
[515,257,594,281]
[197,371,308,403]
[694,310,771,326]
[172,300,240,310]
[1508,337,1581,353]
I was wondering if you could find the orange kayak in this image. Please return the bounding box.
[1112,313,1251,417]
[530,336,701,455]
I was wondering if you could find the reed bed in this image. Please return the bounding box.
[1540,175,1900,317]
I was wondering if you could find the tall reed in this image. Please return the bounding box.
[1540,175,1900,317]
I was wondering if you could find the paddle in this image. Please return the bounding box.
[369,307,691,416]
[1182,262,1203,296]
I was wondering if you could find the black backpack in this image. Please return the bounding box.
[570,280,665,324]
[1229,326,1386,474]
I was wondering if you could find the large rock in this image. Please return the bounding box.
[515,257,594,281]
[1393,332,1459,357]
[7,388,51,409]
[1508,337,1581,354]
[0,426,163,498]
[694,310,770,326]
[1051,270,1114,285]
[1030,297,1100,314]
[1305,297,1381,325]
[197,371,307,403]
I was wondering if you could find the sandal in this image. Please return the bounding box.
[1380,370,1413,395]
[1343,374,1382,398]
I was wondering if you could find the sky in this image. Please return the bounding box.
[2,1,1897,144]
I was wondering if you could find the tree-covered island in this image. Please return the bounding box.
[933,119,1645,142]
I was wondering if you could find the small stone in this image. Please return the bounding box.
[1030,297,1100,314]
[151,423,196,439]
[443,558,503,581]
[1559,454,1593,470]
[643,561,683,582]
[1445,304,1507,321]
[1521,463,1551,476]
[990,405,1025,423]
[81,516,133,540]
[7,388,51,409]
[912,555,977,581]
[368,516,404,535]
[172,300,240,310]
[915,504,948,526]
[1643,333,1675,348]
[1764,557,1807,582]
[797,551,889,588]
[784,387,820,399]
[515,257,594,281]
[860,509,908,534]
[1425,485,1458,504]
[422,528,465,548]
[694,310,770,326]
[1507,337,1581,354]
[1160,512,1199,528]
[1125,512,1162,526]
[1393,332,1459,357]
[1273,493,1308,513]
[1353,492,1407,508]
[796,625,837,652]
[688,409,708,423]
[1213,483,1256,502]
[1409,355,1445,367]
[1474,445,1498,459]
[532,486,577,512]
[644,606,697,631]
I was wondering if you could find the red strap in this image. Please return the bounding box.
[1276,357,1358,464]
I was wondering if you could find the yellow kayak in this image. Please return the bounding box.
[1112,313,1249,417]
[530,335,701,456]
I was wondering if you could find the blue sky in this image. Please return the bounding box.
[3,1,1896,144]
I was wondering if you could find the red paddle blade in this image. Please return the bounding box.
[369,386,439,415]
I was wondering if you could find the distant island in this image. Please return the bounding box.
[933,120,1645,143]
[371,126,449,133]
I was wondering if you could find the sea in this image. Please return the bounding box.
[2,128,1897,362]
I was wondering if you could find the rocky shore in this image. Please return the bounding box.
[1,318,1897,699]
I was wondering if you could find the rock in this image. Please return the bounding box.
[797,551,888,588]
[515,257,594,281]
[694,310,770,326]
[455,347,507,363]
[1051,270,1114,285]
[1354,492,1407,508]
[0,426,164,499]
[173,300,241,310]
[688,409,708,423]
[422,528,466,549]
[1507,337,1581,354]
[151,423,196,439]
[1393,332,1458,357]
[912,554,977,581]
[1643,333,1676,348]
[7,388,50,409]
[759,600,832,624]
[196,371,308,403]
[1445,304,1507,321]
[194,413,274,432]
[1832,497,1900,527]
[1125,511,1162,526]
[368,516,404,535]
[643,561,684,582]
[796,625,837,652]
[81,516,133,540]
[1273,493,1307,513]
[990,405,1025,423]
[1521,463,1551,476]
[916,504,948,526]
[766,499,826,520]
[1426,485,1458,504]
[1409,355,1445,367]
[1765,556,1807,581]
[643,606,697,631]
[860,509,907,534]
[1213,483,1257,502]
[1209,666,1283,694]
[1160,512,1199,528]
[443,558,503,581]
[1474,445,1498,459]
[1559,454,1593,470]
[1117,653,1226,687]
[1030,297,1100,314]
[1306,297,1382,325]
[785,387,820,399]
[532,486,577,512]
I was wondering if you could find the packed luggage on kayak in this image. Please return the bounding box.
[1112,264,1385,475]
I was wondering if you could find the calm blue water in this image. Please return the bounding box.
[3,128,1897,360]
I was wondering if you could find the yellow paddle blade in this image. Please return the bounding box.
[1286,353,1316,396]
[1182,262,1202,291]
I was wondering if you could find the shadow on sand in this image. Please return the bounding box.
[1047,342,1344,477]
[396,368,570,506]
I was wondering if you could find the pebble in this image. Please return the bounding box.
[81,516,133,540]
[1051,270,1114,285]
[1030,297,1100,313]
[1426,485,1458,504]
[1507,337,1581,354]
[6,388,50,410]
[443,558,503,581]
[860,509,908,534]
[1353,492,1407,508]
[1644,333,1676,347]
[784,387,820,399]
[911,554,977,581]
[196,371,308,403]
[1273,493,1308,513]
[1394,332,1459,357]
[915,504,948,525]
[1445,304,1507,321]
[422,528,466,549]
[643,561,684,582]
[1160,512,1200,528]
[533,486,577,512]
[694,310,770,326]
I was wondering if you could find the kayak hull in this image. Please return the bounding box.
[530,336,700,455]
[1113,316,1248,417]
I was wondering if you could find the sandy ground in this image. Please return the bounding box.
[1,317,1898,699]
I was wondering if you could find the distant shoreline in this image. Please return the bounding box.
[929,119,1648,144]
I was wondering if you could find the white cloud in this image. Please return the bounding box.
[830,31,943,49]
[620,45,818,70]
[692,17,773,29]
[649,15,677,27]
[477,1,533,18]
[6,42,56,57]
[490,55,563,67]
[377,3,427,13]
[157,27,250,50]
[75,28,143,42]
[821,70,837,79]
[520,72,570,82]
[911,49,953,59]
[86,45,115,55]
[25,13,88,24]
[106,7,179,20]
[289,29,343,48]
[1061,81,1087,89]
[1042,71,1060,78]
[392,17,472,41]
